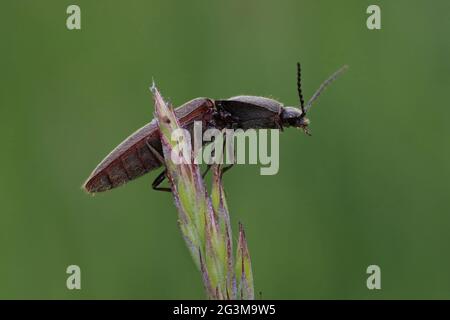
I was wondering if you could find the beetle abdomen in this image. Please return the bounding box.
[83,121,163,193]
[83,97,215,194]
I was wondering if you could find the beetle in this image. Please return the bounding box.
[83,63,348,194]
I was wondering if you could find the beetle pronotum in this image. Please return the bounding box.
[83,63,348,193]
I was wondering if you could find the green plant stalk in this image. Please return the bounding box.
[151,84,254,299]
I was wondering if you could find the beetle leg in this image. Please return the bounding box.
[221,137,236,177]
[202,165,211,178]
[221,164,234,177]
[146,140,165,165]
[275,106,284,131]
[204,163,233,179]
[202,128,233,179]
[201,142,221,178]
[275,120,284,132]
[145,141,171,192]
[152,170,171,192]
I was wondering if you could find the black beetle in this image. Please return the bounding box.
[83,63,348,193]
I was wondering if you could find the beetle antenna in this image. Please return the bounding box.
[305,65,348,112]
[297,62,305,115]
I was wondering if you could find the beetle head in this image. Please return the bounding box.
[280,62,311,135]
[281,107,311,135]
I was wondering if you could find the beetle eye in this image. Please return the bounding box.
[295,117,309,128]
[287,118,297,126]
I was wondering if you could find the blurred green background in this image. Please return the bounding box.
[1,0,449,299]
